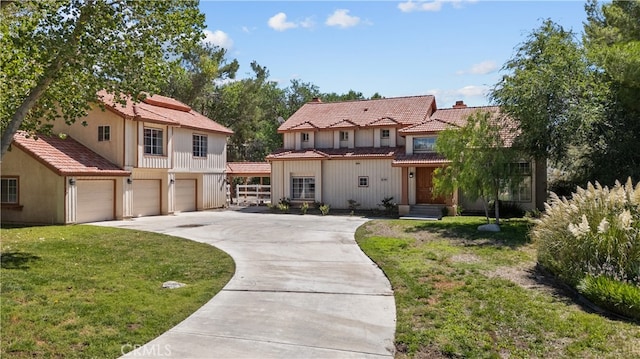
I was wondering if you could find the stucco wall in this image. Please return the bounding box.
[1,148,65,224]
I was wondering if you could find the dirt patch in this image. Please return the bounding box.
[449,253,481,264]
[483,262,570,298]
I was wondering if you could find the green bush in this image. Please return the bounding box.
[300,202,309,215]
[532,178,640,318]
[319,204,330,216]
[577,275,640,320]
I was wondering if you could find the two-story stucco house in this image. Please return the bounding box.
[1,92,233,224]
[267,96,546,216]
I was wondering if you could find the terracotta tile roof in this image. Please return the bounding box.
[399,119,458,134]
[327,119,358,129]
[267,147,398,161]
[431,106,500,127]
[11,132,130,177]
[226,162,271,176]
[367,117,403,127]
[392,151,449,167]
[278,95,436,132]
[97,91,233,135]
[288,121,319,131]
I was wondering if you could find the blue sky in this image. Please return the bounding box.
[199,1,589,107]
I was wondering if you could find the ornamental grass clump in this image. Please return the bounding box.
[531,178,640,319]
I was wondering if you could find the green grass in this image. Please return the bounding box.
[356,216,640,358]
[1,225,234,358]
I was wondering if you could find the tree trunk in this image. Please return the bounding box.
[482,198,490,224]
[494,188,501,225]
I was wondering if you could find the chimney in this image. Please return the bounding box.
[310,97,322,103]
[453,100,467,109]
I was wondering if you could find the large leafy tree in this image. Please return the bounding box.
[490,20,600,166]
[0,0,205,158]
[433,111,522,225]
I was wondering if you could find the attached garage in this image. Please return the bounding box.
[175,179,197,212]
[133,179,161,217]
[76,179,115,223]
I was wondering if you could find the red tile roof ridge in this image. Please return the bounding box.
[307,94,435,105]
[142,94,191,112]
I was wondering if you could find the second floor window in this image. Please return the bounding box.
[381,129,390,139]
[98,125,110,141]
[193,134,208,157]
[144,128,163,155]
[301,133,309,142]
[340,131,349,141]
[1,177,18,204]
[413,137,437,153]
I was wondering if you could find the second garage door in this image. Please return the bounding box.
[175,179,196,212]
[133,179,161,217]
[77,179,115,223]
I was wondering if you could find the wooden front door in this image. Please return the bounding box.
[416,167,446,204]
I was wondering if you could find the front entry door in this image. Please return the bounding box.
[416,167,446,204]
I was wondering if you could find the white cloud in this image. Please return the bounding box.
[202,30,233,49]
[398,1,443,13]
[300,17,316,29]
[268,12,298,31]
[326,9,361,28]
[427,85,490,106]
[398,0,477,13]
[456,60,498,75]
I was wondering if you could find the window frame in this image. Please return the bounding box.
[358,176,369,187]
[291,176,315,200]
[499,162,533,202]
[339,131,349,142]
[192,134,208,158]
[98,125,111,142]
[380,129,390,139]
[301,133,310,142]
[413,137,437,153]
[1,177,19,204]
[143,127,164,156]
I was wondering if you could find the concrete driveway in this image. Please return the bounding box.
[94,209,396,358]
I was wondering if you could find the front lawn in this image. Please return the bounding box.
[1,225,234,358]
[356,216,640,358]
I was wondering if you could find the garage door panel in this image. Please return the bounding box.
[77,180,114,223]
[175,179,196,212]
[133,180,161,217]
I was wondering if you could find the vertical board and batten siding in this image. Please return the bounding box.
[355,128,374,148]
[269,160,322,203]
[171,129,228,171]
[124,119,137,168]
[283,133,295,149]
[322,159,402,209]
[301,132,315,149]
[315,131,333,148]
[137,122,171,169]
[202,173,228,208]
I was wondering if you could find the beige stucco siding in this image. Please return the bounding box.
[51,106,126,167]
[322,159,401,209]
[1,148,65,224]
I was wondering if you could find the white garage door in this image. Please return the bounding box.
[175,179,196,212]
[133,180,161,217]
[77,180,115,223]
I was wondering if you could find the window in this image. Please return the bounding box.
[500,162,533,202]
[358,176,369,187]
[1,178,18,204]
[144,128,163,155]
[381,129,390,139]
[193,134,208,157]
[98,125,110,141]
[413,137,437,153]
[301,133,309,142]
[291,177,315,200]
[340,131,349,141]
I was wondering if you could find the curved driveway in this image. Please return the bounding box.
[95,209,396,358]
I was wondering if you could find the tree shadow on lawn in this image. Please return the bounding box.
[404,218,532,248]
[0,251,41,270]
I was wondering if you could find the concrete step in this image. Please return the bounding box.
[401,204,445,220]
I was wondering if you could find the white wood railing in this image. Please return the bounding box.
[236,184,271,205]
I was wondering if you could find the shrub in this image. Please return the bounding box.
[277,197,291,213]
[319,204,330,216]
[300,202,309,215]
[379,196,398,215]
[577,275,640,320]
[348,199,361,211]
[532,179,640,286]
